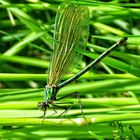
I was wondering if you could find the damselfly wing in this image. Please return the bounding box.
[48,1,89,86]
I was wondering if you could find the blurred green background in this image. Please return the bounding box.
[0,0,140,139]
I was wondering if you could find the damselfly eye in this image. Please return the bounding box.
[38,102,45,110]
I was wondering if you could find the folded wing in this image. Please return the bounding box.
[48,1,89,86]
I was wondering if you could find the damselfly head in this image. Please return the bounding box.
[38,102,49,111]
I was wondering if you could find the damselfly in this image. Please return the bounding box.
[38,1,127,117]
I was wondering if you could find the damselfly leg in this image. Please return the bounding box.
[55,92,84,119]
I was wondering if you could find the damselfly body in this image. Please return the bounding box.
[38,1,127,117]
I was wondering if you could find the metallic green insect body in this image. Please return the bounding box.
[38,1,127,117]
